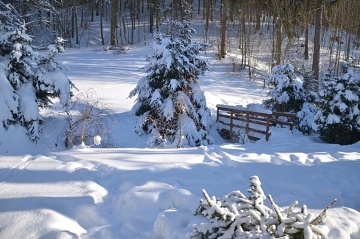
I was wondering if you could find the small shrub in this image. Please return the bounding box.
[62,90,111,148]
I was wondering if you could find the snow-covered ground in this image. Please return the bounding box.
[0,45,359,239]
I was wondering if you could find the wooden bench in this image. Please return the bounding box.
[216,105,295,142]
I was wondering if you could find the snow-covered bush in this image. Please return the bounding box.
[0,2,73,142]
[129,20,212,147]
[264,63,308,113]
[190,176,335,239]
[313,68,360,145]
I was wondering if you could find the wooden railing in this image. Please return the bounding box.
[216,105,295,141]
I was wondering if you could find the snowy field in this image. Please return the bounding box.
[0,45,359,239]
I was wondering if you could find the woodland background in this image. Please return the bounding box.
[4,0,360,80]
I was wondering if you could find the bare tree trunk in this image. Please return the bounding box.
[117,0,123,46]
[74,5,79,45]
[203,0,205,19]
[110,0,119,46]
[198,0,201,14]
[204,0,210,42]
[210,0,214,21]
[80,5,84,28]
[23,0,30,29]
[155,0,160,31]
[91,2,94,22]
[239,9,246,68]
[130,0,136,44]
[122,15,128,44]
[304,0,310,60]
[71,6,75,38]
[304,23,309,60]
[312,0,322,81]
[334,31,343,76]
[100,0,105,45]
[219,0,228,59]
[274,20,282,65]
[149,0,154,33]
[345,32,351,61]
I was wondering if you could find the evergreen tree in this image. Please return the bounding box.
[129,20,212,147]
[313,67,360,145]
[263,63,318,135]
[0,2,73,142]
[264,63,308,113]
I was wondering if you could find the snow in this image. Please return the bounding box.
[345,89,359,101]
[0,58,19,122]
[11,47,22,61]
[150,88,162,106]
[0,46,359,239]
[18,82,41,121]
[170,78,179,90]
[162,97,175,120]
[93,135,102,146]
[37,70,71,105]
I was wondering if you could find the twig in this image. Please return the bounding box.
[202,189,213,207]
[268,194,283,223]
[311,198,337,225]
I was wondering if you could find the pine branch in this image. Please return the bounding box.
[202,189,213,207]
[285,201,299,217]
[268,194,283,224]
[310,198,337,225]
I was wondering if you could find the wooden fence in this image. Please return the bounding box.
[216,105,295,141]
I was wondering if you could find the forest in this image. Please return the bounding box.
[4,0,360,76]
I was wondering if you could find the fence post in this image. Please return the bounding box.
[265,114,270,141]
[289,115,294,131]
[246,111,250,134]
[230,111,234,139]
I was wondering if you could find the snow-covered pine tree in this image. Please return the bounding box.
[264,63,308,113]
[0,2,73,141]
[295,68,318,135]
[264,63,318,135]
[313,67,360,145]
[129,20,212,147]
